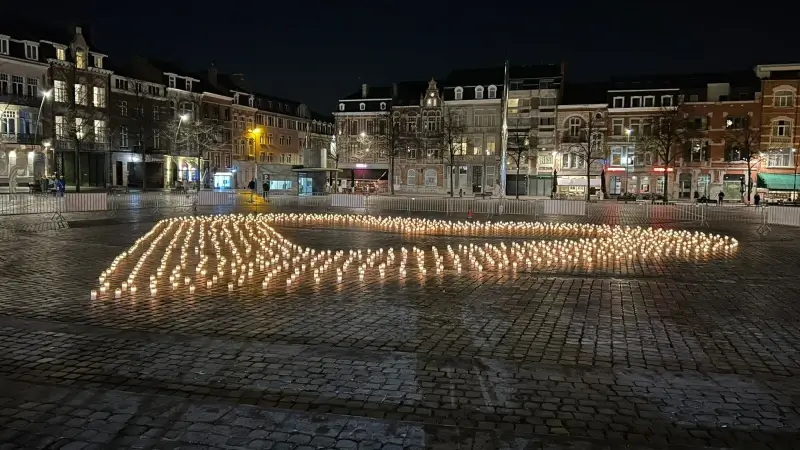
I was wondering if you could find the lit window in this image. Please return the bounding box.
[92,86,105,108]
[380,102,386,110]
[93,55,103,69]
[56,47,66,61]
[74,84,87,105]
[75,51,87,69]
[339,103,345,111]
[0,37,8,55]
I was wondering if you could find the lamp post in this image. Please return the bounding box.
[793,148,797,203]
[247,127,261,195]
[623,128,632,194]
[173,114,189,186]
[552,149,558,198]
[34,89,52,176]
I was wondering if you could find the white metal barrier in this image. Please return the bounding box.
[767,206,800,227]
[330,194,365,208]
[65,193,107,212]
[543,200,587,216]
[198,191,234,206]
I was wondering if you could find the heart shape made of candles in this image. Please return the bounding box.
[91,213,739,300]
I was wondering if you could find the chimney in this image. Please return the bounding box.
[75,26,83,35]
[361,83,368,98]
[392,83,398,98]
[208,64,218,85]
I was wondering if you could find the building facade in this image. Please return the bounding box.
[0,25,52,188]
[755,64,800,201]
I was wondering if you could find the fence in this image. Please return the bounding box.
[1,192,798,229]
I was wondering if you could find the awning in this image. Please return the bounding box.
[758,173,799,191]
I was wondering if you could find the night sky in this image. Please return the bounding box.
[33,0,798,113]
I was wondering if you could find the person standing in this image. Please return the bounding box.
[247,178,256,203]
[717,190,725,205]
[754,193,761,206]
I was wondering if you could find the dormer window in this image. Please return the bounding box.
[24,42,38,60]
[380,102,386,111]
[0,37,8,55]
[488,85,497,99]
[359,103,365,111]
[56,47,66,61]
[75,50,87,69]
[185,80,192,91]
[93,55,103,69]
[475,86,484,100]
[454,87,463,100]
[339,103,345,111]
[248,96,254,107]
[168,75,176,89]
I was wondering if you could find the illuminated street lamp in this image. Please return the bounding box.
[624,128,632,194]
[35,89,53,175]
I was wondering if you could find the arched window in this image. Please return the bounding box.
[407,169,417,186]
[454,87,463,100]
[424,169,437,186]
[475,86,484,100]
[379,102,386,111]
[774,90,794,107]
[338,103,345,111]
[359,103,365,111]
[488,85,497,99]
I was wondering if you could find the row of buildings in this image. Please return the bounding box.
[333,63,800,201]
[1,21,334,191]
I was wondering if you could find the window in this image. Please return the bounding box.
[279,136,285,146]
[630,97,642,108]
[475,86,484,100]
[643,96,655,107]
[689,94,699,102]
[568,117,582,136]
[772,119,791,137]
[148,85,160,96]
[774,90,794,107]
[359,102,365,111]
[119,100,128,117]
[488,85,497,99]
[278,118,284,128]
[168,76,176,88]
[154,133,161,149]
[474,108,498,127]
[629,118,641,136]
[767,149,793,167]
[454,87,463,100]
[75,51,87,69]
[120,126,128,148]
[25,43,38,60]
[486,136,496,154]
[407,169,417,186]
[92,86,105,108]
[54,80,66,102]
[612,118,623,136]
[55,116,65,138]
[12,75,23,96]
[268,134,274,145]
[90,55,102,68]
[424,169,437,186]
[134,82,142,93]
[259,134,265,145]
[473,136,483,155]
[74,117,85,139]
[610,147,623,166]
[661,95,673,107]
[26,78,38,97]
[185,80,192,91]
[0,37,8,55]
[539,117,554,126]
[540,97,556,107]
[287,136,291,146]
[644,152,653,165]
[115,79,128,90]
[380,102,386,111]
[94,120,106,143]
[153,107,160,121]
[54,47,65,61]
[0,74,7,94]
[74,84,87,105]
[613,97,624,108]
[725,116,745,129]
[248,96,254,107]
[0,110,15,134]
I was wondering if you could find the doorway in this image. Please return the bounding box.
[115,161,123,186]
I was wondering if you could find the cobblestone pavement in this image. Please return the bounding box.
[0,208,799,449]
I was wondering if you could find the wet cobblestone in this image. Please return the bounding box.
[0,208,799,448]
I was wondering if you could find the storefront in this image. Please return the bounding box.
[555,176,600,198]
[722,174,745,202]
[213,171,234,189]
[757,173,799,202]
[529,175,553,197]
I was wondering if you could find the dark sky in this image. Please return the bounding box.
[36,0,797,114]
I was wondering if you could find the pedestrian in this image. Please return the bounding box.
[262,181,269,199]
[754,193,761,206]
[717,190,725,205]
[467,207,473,219]
[247,178,256,203]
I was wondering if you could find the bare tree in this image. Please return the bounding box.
[377,112,403,195]
[123,85,162,191]
[53,63,109,191]
[724,115,762,202]
[163,118,224,191]
[437,106,468,197]
[507,123,530,199]
[638,101,696,201]
[560,111,607,201]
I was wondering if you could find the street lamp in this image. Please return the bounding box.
[174,114,190,185]
[793,148,798,203]
[34,89,53,175]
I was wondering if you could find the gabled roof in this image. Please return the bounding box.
[0,17,102,51]
[341,85,393,100]
[561,82,609,105]
[140,57,194,78]
[310,110,334,123]
[393,80,431,106]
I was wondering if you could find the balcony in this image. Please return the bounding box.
[769,135,793,146]
[0,133,44,145]
[561,133,588,144]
